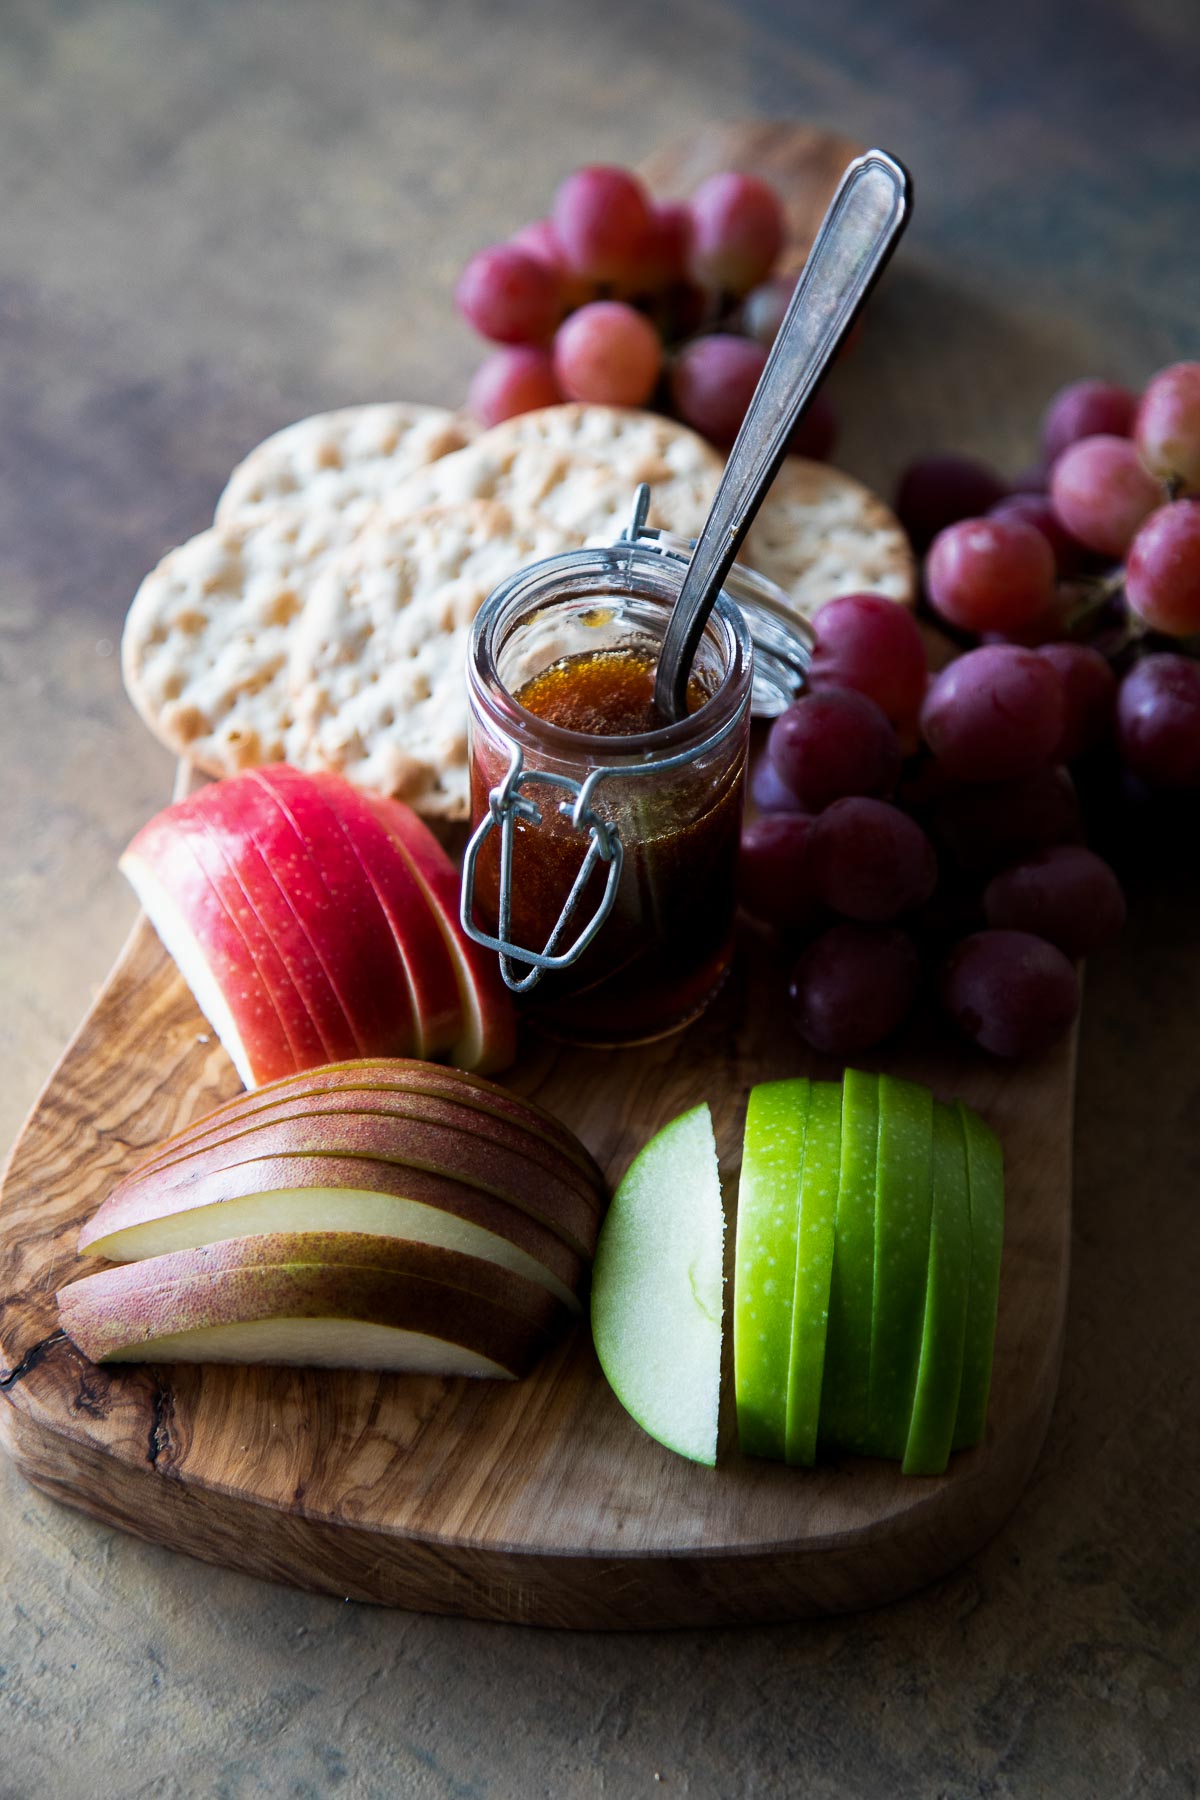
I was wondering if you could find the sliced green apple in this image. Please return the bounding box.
[785,1079,842,1467]
[901,1102,971,1475]
[817,1068,879,1455]
[734,1079,810,1460]
[952,1101,1005,1451]
[866,1074,934,1459]
[591,1104,724,1466]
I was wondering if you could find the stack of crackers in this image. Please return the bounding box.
[122,402,914,821]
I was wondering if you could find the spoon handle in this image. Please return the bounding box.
[653,148,913,721]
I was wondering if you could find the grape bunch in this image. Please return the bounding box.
[455,163,840,455]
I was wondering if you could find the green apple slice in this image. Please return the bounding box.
[901,1102,972,1475]
[591,1103,724,1466]
[952,1101,1005,1450]
[817,1068,879,1455]
[784,1080,842,1466]
[734,1079,811,1459]
[866,1074,934,1459]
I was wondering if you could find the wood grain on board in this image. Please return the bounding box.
[0,122,1073,1628]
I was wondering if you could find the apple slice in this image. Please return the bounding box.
[784,1079,842,1467]
[58,1232,570,1375]
[952,1101,1005,1451]
[902,1101,972,1475]
[817,1068,879,1456]
[591,1104,724,1465]
[866,1074,934,1459]
[734,1079,810,1460]
[365,792,517,1074]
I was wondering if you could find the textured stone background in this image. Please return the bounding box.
[2,1,1198,1795]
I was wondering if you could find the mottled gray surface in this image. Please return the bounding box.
[2,1,1198,1795]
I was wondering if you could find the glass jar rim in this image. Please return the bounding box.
[467,542,754,766]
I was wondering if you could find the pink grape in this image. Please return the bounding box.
[467,346,563,426]
[921,645,1065,782]
[670,334,767,446]
[933,766,1081,875]
[808,797,938,921]
[750,754,804,814]
[767,687,900,812]
[552,301,661,407]
[1049,434,1160,558]
[1134,362,1200,492]
[896,456,1008,553]
[737,814,818,929]
[742,273,796,346]
[688,172,785,294]
[1116,654,1200,788]
[807,593,927,738]
[925,515,1056,633]
[510,217,564,268]
[788,923,919,1055]
[638,201,693,289]
[455,244,562,345]
[1035,643,1117,761]
[1124,500,1200,636]
[940,930,1080,1058]
[983,846,1126,958]
[1041,378,1138,463]
[551,166,654,284]
[789,389,839,462]
[988,492,1091,578]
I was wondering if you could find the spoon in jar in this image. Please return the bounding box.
[652,148,913,722]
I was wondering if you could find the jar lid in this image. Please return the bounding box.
[628,528,811,719]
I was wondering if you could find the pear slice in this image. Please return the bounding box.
[952,1102,1005,1450]
[734,1080,810,1460]
[784,1080,842,1467]
[901,1102,972,1475]
[591,1104,724,1466]
[817,1068,879,1455]
[866,1074,934,1459]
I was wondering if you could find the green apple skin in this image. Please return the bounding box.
[591,1103,724,1466]
[866,1074,934,1460]
[901,1102,972,1475]
[785,1080,842,1467]
[818,1069,879,1455]
[734,1079,811,1460]
[952,1101,1005,1451]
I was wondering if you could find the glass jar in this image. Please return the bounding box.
[462,541,755,1047]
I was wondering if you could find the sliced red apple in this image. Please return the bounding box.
[58,1232,570,1375]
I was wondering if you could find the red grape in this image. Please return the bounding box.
[895,455,1008,553]
[988,492,1091,578]
[1116,654,1200,788]
[921,645,1064,781]
[933,766,1081,875]
[940,929,1079,1058]
[467,346,562,426]
[807,593,927,737]
[638,201,693,290]
[809,797,938,921]
[983,846,1126,958]
[455,244,562,345]
[552,301,661,407]
[510,217,565,269]
[1010,464,1050,495]
[767,688,900,812]
[1035,643,1117,761]
[741,273,796,346]
[750,754,804,814]
[551,166,654,284]
[789,388,839,462]
[1124,500,1200,636]
[688,172,784,295]
[788,923,919,1055]
[737,814,818,929]
[1134,362,1200,492]
[925,516,1056,634]
[1041,378,1138,463]
[1049,434,1160,558]
[670,334,767,446]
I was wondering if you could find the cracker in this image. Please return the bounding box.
[122,506,364,776]
[214,402,477,525]
[744,458,916,615]
[285,502,583,820]
[480,401,724,504]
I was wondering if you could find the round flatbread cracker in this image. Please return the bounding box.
[478,402,723,510]
[285,502,582,820]
[743,458,916,615]
[122,506,365,776]
[214,402,477,525]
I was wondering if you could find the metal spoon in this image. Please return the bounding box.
[653,148,913,722]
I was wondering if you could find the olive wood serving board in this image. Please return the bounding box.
[0,123,1074,1627]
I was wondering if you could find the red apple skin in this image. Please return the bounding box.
[365,793,517,1075]
[305,772,463,1060]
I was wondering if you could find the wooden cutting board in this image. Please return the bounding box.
[0,124,1074,1628]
